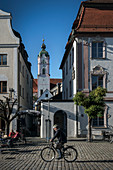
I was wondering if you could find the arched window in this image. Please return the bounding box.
[42,68,46,74]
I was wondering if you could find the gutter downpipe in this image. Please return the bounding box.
[74,38,78,138]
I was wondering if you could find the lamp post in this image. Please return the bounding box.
[9,88,14,100]
[46,100,51,142]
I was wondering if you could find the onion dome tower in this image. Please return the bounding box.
[37,39,50,98]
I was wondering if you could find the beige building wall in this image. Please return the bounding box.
[0,10,33,133]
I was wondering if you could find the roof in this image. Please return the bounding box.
[33,78,62,93]
[60,0,113,69]
[74,2,113,33]
[33,79,38,93]
[38,42,49,57]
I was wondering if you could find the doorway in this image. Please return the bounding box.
[54,110,67,135]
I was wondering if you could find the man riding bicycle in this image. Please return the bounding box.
[50,124,67,159]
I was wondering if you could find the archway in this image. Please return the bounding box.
[54,110,67,135]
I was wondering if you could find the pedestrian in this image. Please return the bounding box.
[50,124,67,159]
[9,130,15,138]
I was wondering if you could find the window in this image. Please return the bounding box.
[22,65,24,76]
[92,42,104,59]
[72,48,74,65]
[69,53,71,69]
[26,93,29,102]
[19,61,21,72]
[90,65,107,91]
[42,68,45,74]
[45,94,48,97]
[69,80,72,97]
[66,88,68,99]
[20,85,21,96]
[0,81,7,93]
[40,89,43,96]
[64,91,65,100]
[0,55,7,65]
[27,74,29,84]
[92,106,108,127]
[92,75,103,90]
[22,88,24,99]
[66,60,68,75]
[92,113,104,126]
[63,67,65,80]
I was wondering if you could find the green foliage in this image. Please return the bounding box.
[73,86,107,119]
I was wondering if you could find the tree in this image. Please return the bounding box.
[0,96,22,136]
[73,86,107,142]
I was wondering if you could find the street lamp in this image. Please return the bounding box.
[9,88,14,100]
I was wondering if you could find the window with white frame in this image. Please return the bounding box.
[93,113,104,126]
[90,65,107,91]
[91,41,105,59]
[92,106,108,127]
[92,75,103,90]
[0,54,7,65]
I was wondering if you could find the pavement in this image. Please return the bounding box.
[0,137,113,170]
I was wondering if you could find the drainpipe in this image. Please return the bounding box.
[75,38,78,138]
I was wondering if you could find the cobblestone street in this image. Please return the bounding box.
[0,138,113,170]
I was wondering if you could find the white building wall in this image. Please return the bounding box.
[73,40,77,96]
[88,37,113,129]
[0,9,33,133]
[40,101,76,138]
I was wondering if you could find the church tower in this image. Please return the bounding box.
[37,40,50,98]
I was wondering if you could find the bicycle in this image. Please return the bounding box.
[40,142,78,162]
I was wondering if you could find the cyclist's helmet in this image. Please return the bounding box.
[53,124,58,129]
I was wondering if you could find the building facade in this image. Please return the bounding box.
[0,10,33,133]
[40,0,113,139]
[60,0,113,137]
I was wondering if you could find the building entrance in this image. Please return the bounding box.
[54,110,67,135]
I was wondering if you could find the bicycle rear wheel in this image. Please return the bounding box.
[64,146,78,162]
[41,147,55,162]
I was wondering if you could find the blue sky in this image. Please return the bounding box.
[0,0,83,78]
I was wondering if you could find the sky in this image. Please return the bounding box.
[0,0,83,79]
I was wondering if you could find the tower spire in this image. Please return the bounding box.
[41,38,46,50]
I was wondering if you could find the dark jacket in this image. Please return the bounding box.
[51,128,67,143]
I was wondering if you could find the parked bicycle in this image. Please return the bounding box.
[102,125,113,143]
[41,142,78,162]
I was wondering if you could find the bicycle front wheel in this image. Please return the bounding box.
[41,147,55,162]
[64,146,78,162]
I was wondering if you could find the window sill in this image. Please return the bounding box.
[0,65,9,67]
[92,126,107,129]
[90,58,106,60]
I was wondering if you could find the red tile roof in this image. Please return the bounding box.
[33,79,38,93]
[76,7,113,33]
[73,1,113,33]
[33,78,62,93]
